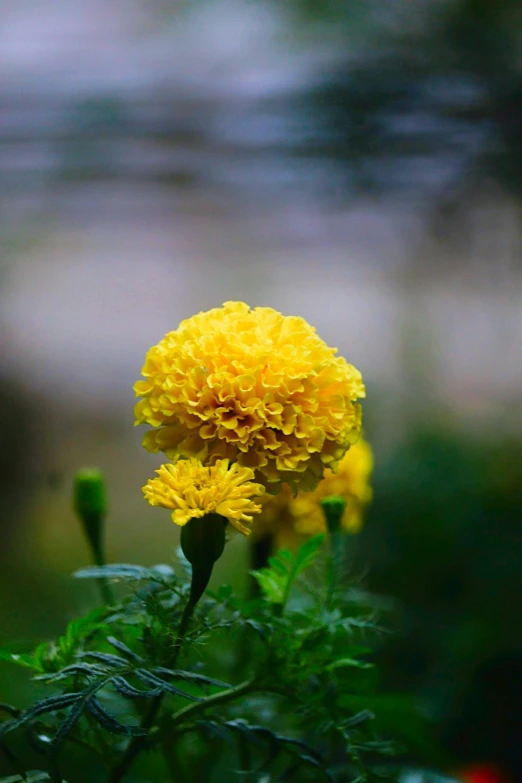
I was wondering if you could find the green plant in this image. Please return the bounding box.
[0,508,406,782]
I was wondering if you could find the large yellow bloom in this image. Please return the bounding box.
[134,301,365,492]
[253,438,373,545]
[143,458,264,535]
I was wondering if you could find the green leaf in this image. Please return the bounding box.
[0,704,19,718]
[336,693,446,763]
[110,675,163,699]
[74,563,175,584]
[326,658,375,672]
[106,636,143,662]
[0,608,110,674]
[28,605,112,672]
[50,693,90,751]
[35,663,108,683]
[0,649,42,671]
[134,670,203,701]
[81,652,130,668]
[151,668,231,690]
[199,720,335,781]
[250,535,325,606]
[0,693,81,737]
[86,697,148,737]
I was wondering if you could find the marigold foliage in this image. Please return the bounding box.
[134,301,365,492]
[142,458,264,535]
[253,438,373,545]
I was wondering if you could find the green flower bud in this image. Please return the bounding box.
[74,468,107,519]
[180,513,227,605]
[73,468,107,563]
[320,495,346,535]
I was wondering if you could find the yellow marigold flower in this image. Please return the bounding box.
[134,301,365,492]
[253,438,373,545]
[143,458,264,536]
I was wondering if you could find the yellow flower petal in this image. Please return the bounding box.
[253,438,373,545]
[135,302,365,492]
[143,458,264,536]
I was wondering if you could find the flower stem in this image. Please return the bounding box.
[169,678,257,729]
[105,519,224,782]
[104,597,196,783]
[326,532,343,609]
[91,541,114,606]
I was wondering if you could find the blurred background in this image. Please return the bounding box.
[1,0,522,780]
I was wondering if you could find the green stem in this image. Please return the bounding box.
[48,755,63,783]
[90,541,114,606]
[326,532,343,609]
[238,730,252,783]
[106,516,224,782]
[104,598,196,783]
[169,678,257,729]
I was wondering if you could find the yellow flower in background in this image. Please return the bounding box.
[293,438,373,536]
[143,458,264,535]
[134,301,365,492]
[253,439,373,545]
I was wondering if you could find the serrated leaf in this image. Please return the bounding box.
[111,676,162,699]
[35,663,108,683]
[81,652,130,668]
[326,658,375,672]
[0,703,19,717]
[276,735,323,762]
[336,693,444,763]
[86,697,148,737]
[59,607,108,656]
[134,670,203,701]
[151,668,231,690]
[0,649,43,672]
[339,709,375,729]
[50,693,90,751]
[250,535,325,606]
[198,719,234,743]
[0,693,81,737]
[243,619,271,640]
[107,637,143,663]
[201,720,334,781]
[74,564,175,584]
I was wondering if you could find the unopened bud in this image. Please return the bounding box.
[73,468,107,563]
[320,495,346,535]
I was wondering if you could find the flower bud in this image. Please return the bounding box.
[320,495,346,535]
[73,468,107,563]
[180,513,227,605]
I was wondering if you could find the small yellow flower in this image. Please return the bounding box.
[143,458,265,535]
[135,301,365,492]
[253,438,373,545]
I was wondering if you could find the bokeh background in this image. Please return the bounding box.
[1,0,522,779]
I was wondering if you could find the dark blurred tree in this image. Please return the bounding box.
[286,0,522,212]
[355,428,522,778]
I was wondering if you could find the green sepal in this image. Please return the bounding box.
[320,495,346,534]
[180,513,227,605]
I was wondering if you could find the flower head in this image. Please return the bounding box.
[135,301,365,492]
[253,438,373,544]
[143,458,264,535]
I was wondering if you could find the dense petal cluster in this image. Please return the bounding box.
[143,458,264,535]
[253,438,373,545]
[135,301,365,492]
